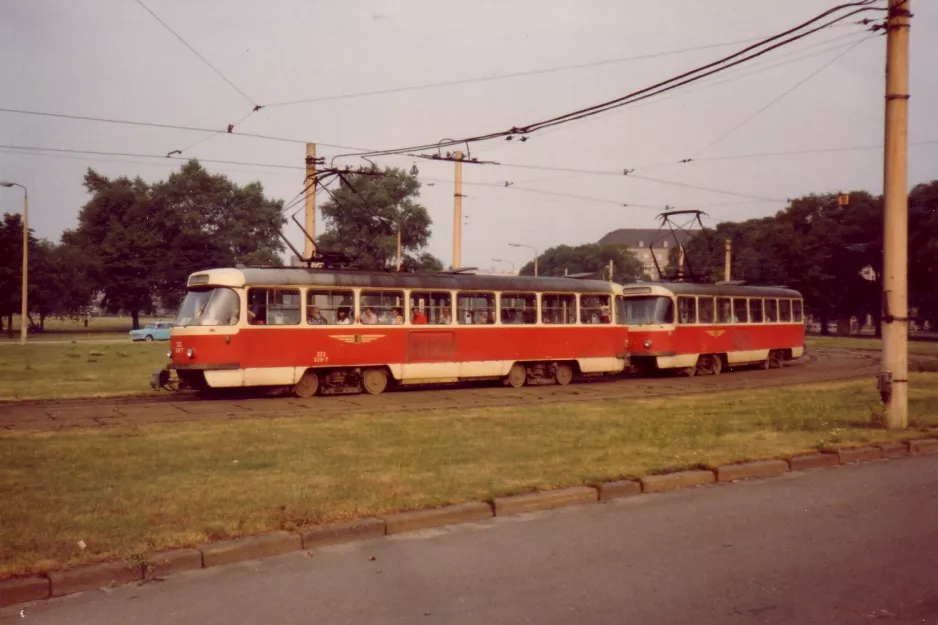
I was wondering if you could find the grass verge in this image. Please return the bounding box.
[0,343,168,401]
[807,335,938,356]
[1,374,937,579]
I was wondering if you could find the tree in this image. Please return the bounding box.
[519,243,643,282]
[64,162,287,328]
[0,213,33,335]
[909,180,938,325]
[317,167,442,271]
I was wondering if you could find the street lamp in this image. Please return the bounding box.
[0,181,28,345]
[492,258,515,275]
[509,243,538,277]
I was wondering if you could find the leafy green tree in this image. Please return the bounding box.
[0,213,33,335]
[519,243,643,282]
[910,180,938,325]
[317,167,442,271]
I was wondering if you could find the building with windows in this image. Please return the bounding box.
[597,228,693,280]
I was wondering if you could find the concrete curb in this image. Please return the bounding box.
[301,518,386,549]
[716,459,790,483]
[5,434,938,610]
[596,480,642,500]
[837,446,884,464]
[789,452,839,471]
[641,470,715,493]
[384,502,493,534]
[494,486,598,516]
[200,532,302,569]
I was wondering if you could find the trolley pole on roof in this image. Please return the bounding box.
[453,151,464,268]
[880,0,911,429]
[304,143,317,259]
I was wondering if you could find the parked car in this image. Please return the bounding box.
[129,322,172,342]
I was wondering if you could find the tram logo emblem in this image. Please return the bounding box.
[329,334,384,345]
[706,330,726,338]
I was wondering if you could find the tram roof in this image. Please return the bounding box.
[189,267,618,294]
[620,281,802,298]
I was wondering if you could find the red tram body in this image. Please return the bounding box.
[620,282,806,376]
[156,268,630,396]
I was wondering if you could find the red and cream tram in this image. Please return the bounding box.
[618,282,805,376]
[153,267,630,396]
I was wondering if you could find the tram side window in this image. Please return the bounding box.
[410,291,452,325]
[765,299,778,322]
[614,296,627,325]
[698,297,715,324]
[779,299,792,322]
[749,298,764,323]
[733,298,748,323]
[580,295,611,324]
[306,289,354,325]
[248,288,301,326]
[542,294,577,324]
[717,297,733,324]
[457,292,495,325]
[501,293,537,324]
[793,299,804,322]
[678,297,697,324]
[360,290,405,325]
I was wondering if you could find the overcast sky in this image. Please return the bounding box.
[1,0,936,272]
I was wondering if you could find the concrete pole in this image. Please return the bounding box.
[608,259,614,282]
[453,151,463,269]
[881,0,911,429]
[724,239,732,282]
[396,227,402,272]
[304,142,317,259]
[20,192,28,345]
[677,245,686,281]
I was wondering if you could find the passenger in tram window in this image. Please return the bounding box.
[440,307,453,324]
[361,307,378,325]
[248,306,267,325]
[336,307,352,325]
[392,308,405,325]
[600,304,611,324]
[307,306,327,325]
[523,308,536,324]
[412,308,427,324]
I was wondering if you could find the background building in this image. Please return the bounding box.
[597,228,693,280]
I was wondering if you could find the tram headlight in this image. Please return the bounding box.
[186,347,195,359]
[167,351,172,359]
[643,339,652,349]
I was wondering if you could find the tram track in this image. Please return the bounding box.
[0,348,883,432]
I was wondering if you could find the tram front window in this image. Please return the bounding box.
[623,296,674,326]
[175,288,241,327]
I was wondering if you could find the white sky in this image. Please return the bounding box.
[1,0,936,272]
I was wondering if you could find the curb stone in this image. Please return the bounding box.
[301,518,386,549]
[0,576,49,608]
[640,470,715,493]
[789,452,839,471]
[49,562,143,597]
[200,532,301,568]
[383,502,493,534]
[716,459,790,483]
[837,446,884,464]
[4,437,938,610]
[494,486,597,516]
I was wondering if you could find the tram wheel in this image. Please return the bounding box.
[709,355,723,376]
[293,370,320,398]
[554,363,574,386]
[769,350,784,369]
[507,363,527,388]
[362,367,389,395]
[682,362,697,377]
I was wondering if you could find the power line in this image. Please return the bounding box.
[263,34,779,108]
[134,0,258,108]
[691,35,871,158]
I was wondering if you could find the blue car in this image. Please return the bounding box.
[129,322,172,342]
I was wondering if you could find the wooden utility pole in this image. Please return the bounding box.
[453,151,464,269]
[880,0,911,429]
[724,239,732,282]
[304,143,317,259]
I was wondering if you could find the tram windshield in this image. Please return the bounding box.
[174,287,241,327]
[622,296,674,325]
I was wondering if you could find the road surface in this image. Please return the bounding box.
[1,348,880,431]
[4,455,937,624]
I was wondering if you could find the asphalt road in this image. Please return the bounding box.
[5,455,937,625]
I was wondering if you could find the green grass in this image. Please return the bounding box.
[807,335,938,356]
[0,342,169,401]
[1,374,937,579]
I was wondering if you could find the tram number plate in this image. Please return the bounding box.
[314,351,329,363]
